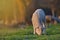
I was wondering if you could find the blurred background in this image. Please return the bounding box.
[0,0,60,40]
[0,0,60,26]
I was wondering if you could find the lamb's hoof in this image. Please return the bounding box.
[33,33,36,35]
[42,33,48,35]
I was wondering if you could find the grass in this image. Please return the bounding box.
[0,24,60,40]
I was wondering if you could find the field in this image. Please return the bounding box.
[0,24,60,40]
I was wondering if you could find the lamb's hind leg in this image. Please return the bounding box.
[42,24,46,35]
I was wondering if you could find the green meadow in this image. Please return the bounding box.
[0,24,60,40]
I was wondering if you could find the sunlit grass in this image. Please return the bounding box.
[0,24,60,40]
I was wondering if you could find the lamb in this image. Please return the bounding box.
[32,9,46,35]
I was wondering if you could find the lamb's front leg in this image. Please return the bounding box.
[33,27,36,34]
